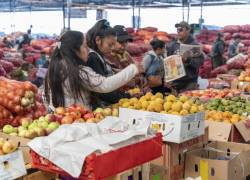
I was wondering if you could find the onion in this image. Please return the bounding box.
[16,89,24,96]
[13,96,20,104]
[2,98,8,106]
[7,92,14,100]
[14,105,22,113]
[2,110,9,118]
[23,82,33,91]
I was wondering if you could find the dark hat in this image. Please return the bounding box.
[175,21,191,30]
[113,25,133,43]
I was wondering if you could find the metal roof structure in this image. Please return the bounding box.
[0,0,250,12]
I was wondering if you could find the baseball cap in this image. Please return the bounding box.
[175,21,191,30]
[113,25,133,43]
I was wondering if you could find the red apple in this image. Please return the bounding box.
[67,104,77,113]
[61,116,73,124]
[55,107,65,115]
[84,113,94,120]
[70,111,81,120]
[54,114,64,123]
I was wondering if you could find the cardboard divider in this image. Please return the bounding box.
[185,141,250,180]
[205,121,245,143]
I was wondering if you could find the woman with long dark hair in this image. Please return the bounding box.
[44,30,142,110]
[86,19,132,108]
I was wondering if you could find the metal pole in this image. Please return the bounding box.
[187,0,190,23]
[67,0,71,30]
[200,0,203,30]
[132,0,135,28]
[182,0,184,21]
[138,5,141,29]
[63,0,65,29]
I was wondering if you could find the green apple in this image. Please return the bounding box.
[18,126,26,132]
[38,121,48,129]
[21,118,31,128]
[48,122,60,130]
[94,108,104,113]
[3,125,14,134]
[18,130,28,137]
[33,120,39,125]
[38,116,45,122]
[34,127,46,137]
[28,123,37,130]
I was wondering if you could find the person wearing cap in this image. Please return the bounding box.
[105,25,134,73]
[211,32,225,69]
[166,21,204,92]
[228,34,241,58]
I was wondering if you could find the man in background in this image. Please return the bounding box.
[211,32,225,69]
[166,21,204,92]
[228,34,241,58]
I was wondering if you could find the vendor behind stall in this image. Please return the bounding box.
[166,21,204,92]
[44,30,143,110]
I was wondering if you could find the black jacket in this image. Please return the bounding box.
[87,52,129,108]
[166,35,204,91]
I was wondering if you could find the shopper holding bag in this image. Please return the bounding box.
[44,30,143,110]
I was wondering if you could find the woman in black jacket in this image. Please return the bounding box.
[86,19,131,108]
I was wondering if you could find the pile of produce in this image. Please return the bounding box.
[223,25,250,53]
[51,104,114,124]
[238,71,250,82]
[115,92,203,115]
[205,97,250,116]
[126,27,170,62]
[0,77,47,128]
[183,89,241,100]
[196,29,218,54]
[205,110,245,124]
[0,138,17,155]
[2,115,59,139]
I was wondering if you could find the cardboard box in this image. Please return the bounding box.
[205,121,245,143]
[234,120,250,143]
[0,150,27,179]
[0,132,31,164]
[151,127,208,180]
[185,141,250,180]
[119,108,205,143]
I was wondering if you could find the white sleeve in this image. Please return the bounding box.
[80,64,138,93]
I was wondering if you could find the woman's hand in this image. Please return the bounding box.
[134,62,145,74]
